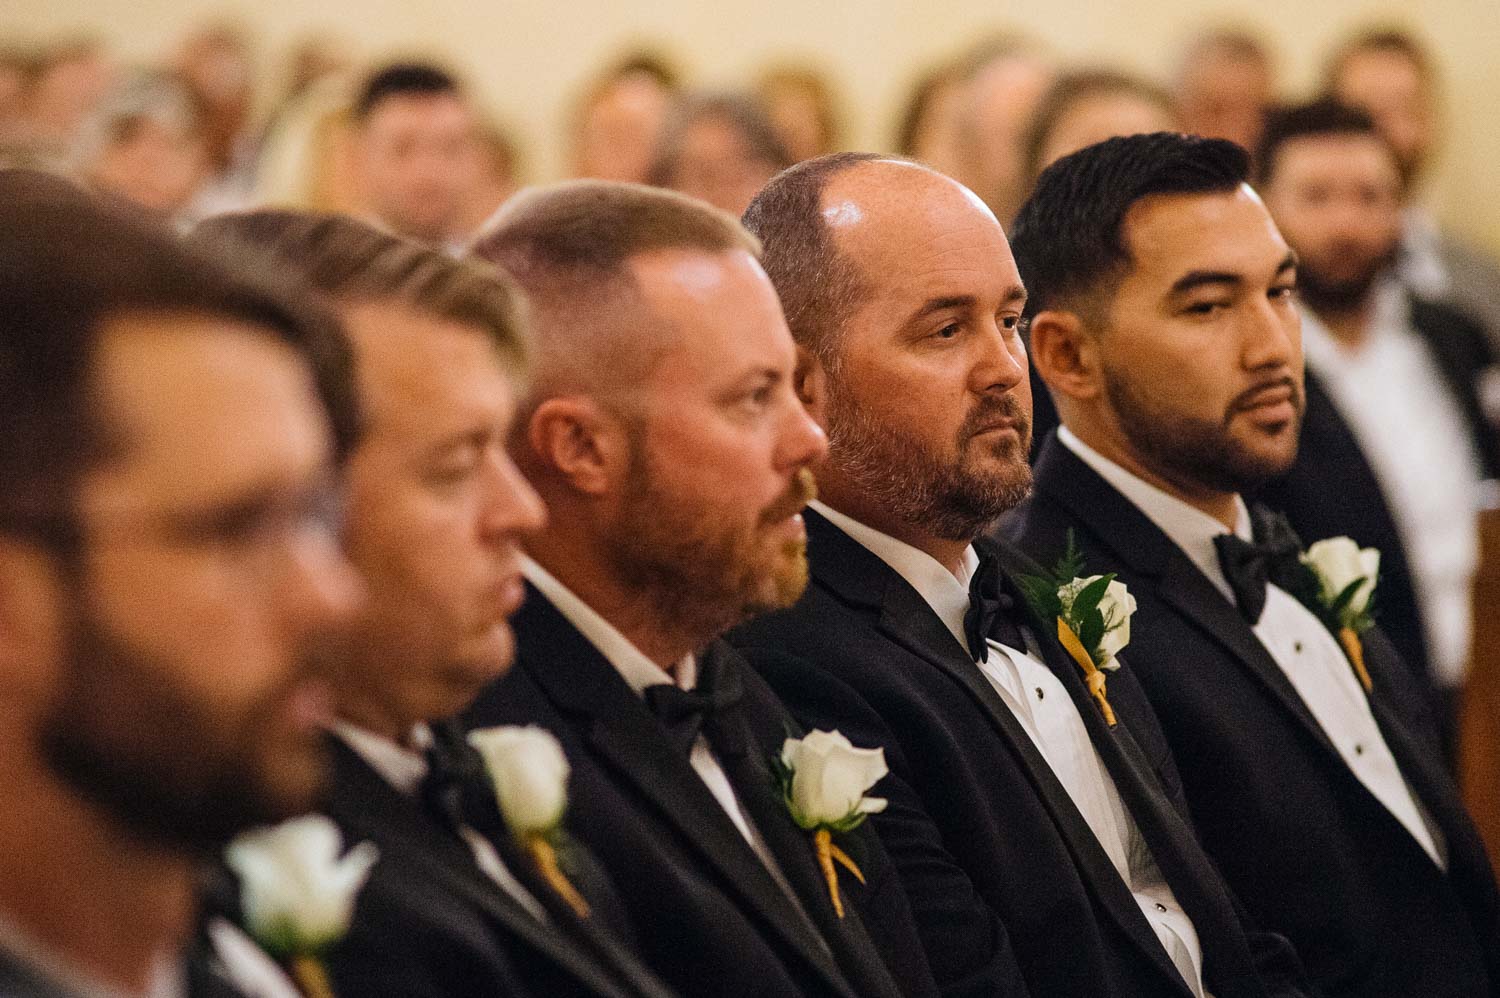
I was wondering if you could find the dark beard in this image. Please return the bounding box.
[824,382,1033,542]
[40,604,325,855]
[1295,246,1398,315]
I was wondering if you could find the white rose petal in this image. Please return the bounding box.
[1060,575,1136,663]
[1302,537,1378,615]
[469,725,571,837]
[226,815,377,951]
[781,730,888,827]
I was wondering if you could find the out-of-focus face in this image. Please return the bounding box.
[356,93,478,245]
[573,73,673,184]
[1178,51,1273,151]
[663,115,783,217]
[1092,186,1303,495]
[88,116,208,216]
[907,73,970,180]
[968,54,1055,220]
[1035,92,1180,175]
[1333,48,1433,187]
[1260,132,1403,313]
[34,314,359,849]
[814,162,1033,542]
[607,248,827,632]
[336,301,544,731]
[763,82,827,162]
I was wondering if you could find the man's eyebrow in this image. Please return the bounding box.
[907,285,1028,322]
[1168,270,1244,295]
[1275,251,1298,275]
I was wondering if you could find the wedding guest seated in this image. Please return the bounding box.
[465,180,938,998]
[0,169,359,997]
[196,210,676,998]
[648,92,793,217]
[727,151,1308,998]
[1002,131,1500,998]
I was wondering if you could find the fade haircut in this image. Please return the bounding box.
[741,151,886,368]
[192,210,529,378]
[0,170,353,548]
[1254,99,1384,187]
[470,179,758,402]
[353,62,461,121]
[1009,132,1248,321]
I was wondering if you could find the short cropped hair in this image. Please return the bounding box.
[193,210,529,376]
[741,151,886,365]
[0,170,353,544]
[1255,99,1384,186]
[353,62,461,121]
[1009,132,1248,319]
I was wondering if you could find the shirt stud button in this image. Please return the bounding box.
[1035,687,1045,700]
[1355,744,1365,755]
[1294,641,1303,653]
[1154,903,1167,912]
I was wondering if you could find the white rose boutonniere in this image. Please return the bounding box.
[225,814,378,998]
[1297,536,1380,692]
[468,725,590,918]
[773,730,888,918]
[1018,531,1135,726]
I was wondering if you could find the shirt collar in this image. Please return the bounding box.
[1056,426,1250,600]
[523,555,697,693]
[333,722,433,796]
[809,499,980,650]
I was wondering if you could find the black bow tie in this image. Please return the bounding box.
[1213,505,1305,625]
[964,546,1027,662]
[420,718,507,840]
[642,647,747,758]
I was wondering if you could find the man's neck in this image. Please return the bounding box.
[1064,420,1241,531]
[0,754,196,994]
[526,533,711,674]
[814,478,972,576]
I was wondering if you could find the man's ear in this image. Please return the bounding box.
[525,397,630,496]
[793,345,829,426]
[1028,309,1102,403]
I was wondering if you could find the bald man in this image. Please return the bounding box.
[463,181,939,998]
[727,153,1309,998]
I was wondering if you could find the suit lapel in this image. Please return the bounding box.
[324,739,631,998]
[1033,437,1346,765]
[806,510,1192,992]
[515,591,856,998]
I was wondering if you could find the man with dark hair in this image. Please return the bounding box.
[1003,131,1500,998]
[464,180,938,998]
[1253,100,1499,761]
[197,210,678,998]
[730,152,1308,998]
[0,172,361,995]
[351,61,479,248]
[1325,26,1500,356]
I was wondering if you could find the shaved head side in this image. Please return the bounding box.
[471,180,760,405]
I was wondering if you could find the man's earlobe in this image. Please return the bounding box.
[1029,310,1101,402]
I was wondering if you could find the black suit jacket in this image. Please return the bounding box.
[464,586,938,998]
[729,508,1308,998]
[1255,297,1500,693]
[1005,431,1500,998]
[320,737,676,998]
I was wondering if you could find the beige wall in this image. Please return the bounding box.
[12,0,1500,252]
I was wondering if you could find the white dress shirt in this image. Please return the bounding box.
[523,556,805,910]
[1059,426,1447,869]
[204,919,303,998]
[1299,281,1485,690]
[334,722,550,921]
[810,500,1210,998]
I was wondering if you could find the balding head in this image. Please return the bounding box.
[472,180,760,410]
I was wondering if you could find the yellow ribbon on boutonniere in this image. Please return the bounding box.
[813,829,867,918]
[1337,627,1374,694]
[1056,618,1118,727]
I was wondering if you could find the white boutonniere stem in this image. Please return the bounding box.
[468,725,591,919]
[225,815,378,998]
[1018,532,1136,727]
[774,730,889,918]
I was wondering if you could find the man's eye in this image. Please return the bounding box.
[1000,314,1023,331]
[1184,301,1228,316]
[1269,284,1297,301]
[935,322,961,340]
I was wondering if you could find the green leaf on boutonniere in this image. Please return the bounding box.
[1069,572,1116,659]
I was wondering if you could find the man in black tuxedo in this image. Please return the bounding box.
[464,181,938,998]
[204,210,676,998]
[1250,101,1500,763]
[726,152,1308,998]
[0,174,360,996]
[1003,131,1500,998]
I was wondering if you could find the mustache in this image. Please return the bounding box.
[760,467,818,525]
[961,393,1030,439]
